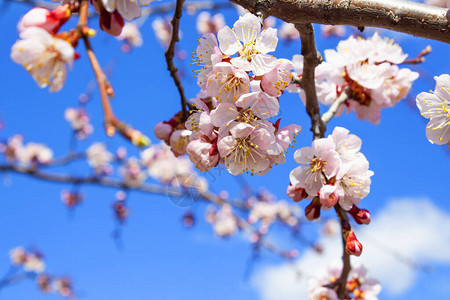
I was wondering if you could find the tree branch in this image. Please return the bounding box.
[232,0,450,44]
[296,24,325,140]
[296,23,352,296]
[165,0,191,120]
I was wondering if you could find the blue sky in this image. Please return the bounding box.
[0,1,449,299]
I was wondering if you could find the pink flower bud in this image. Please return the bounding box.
[99,10,124,36]
[186,138,219,172]
[18,6,71,34]
[305,197,321,221]
[345,231,363,256]
[318,184,339,209]
[154,121,173,141]
[286,184,308,202]
[349,205,371,225]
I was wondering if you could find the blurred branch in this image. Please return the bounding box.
[0,272,33,290]
[141,1,233,17]
[231,0,450,44]
[0,162,301,261]
[78,1,149,147]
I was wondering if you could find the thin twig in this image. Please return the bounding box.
[321,87,350,125]
[401,45,432,64]
[165,0,190,120]
[0,273,33,290]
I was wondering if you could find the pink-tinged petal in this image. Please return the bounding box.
[191,97,209,112]
[248,150,270,173]
[426,117,450,145]
[217,26,240,55]
[101,0,116,13]
[276,124,302,150]
[235,92,258,109]
[289,165,307,187]
[199,112,214,137]
[233,13,260,44]
[217,136,237,157]
[260,67,279,96]
[293,146,313,164]
[116,0,141,20]
[210,103,238,127]
[250,80,262,92]
[230,122,254,139]
[230,56,251,72]
[11,39,46,65]
[255,27,278,53]
[225,159,246,176]
[291,54,304,75]
[434,74,450,102]
[251,92,280,119]
[251,128,272,150]
[19,26,53,43]
[250,54,278,76]
[54,39,75,67]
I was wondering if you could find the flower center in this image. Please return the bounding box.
[238,44,259,62]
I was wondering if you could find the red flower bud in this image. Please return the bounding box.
[345,231,363,256]
[349,205,371,225]
[305,197,321,221]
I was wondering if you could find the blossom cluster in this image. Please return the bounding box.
[308,263,381,300]
[9,247,74,298]
[9,246,45,273]
[0,135,53,165]
[290,33,419,124]
[155,13,301,176]
[84,141,208,192]
[65,107,93,139]
[10,6,75,92]
[288,127,373,218]
[416,74,450,146]
[206,189,300,238]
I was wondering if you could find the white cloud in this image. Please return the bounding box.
[252,198,450,300]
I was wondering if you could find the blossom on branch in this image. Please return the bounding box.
[308,263,380,299]
[290,33,419,124]
[289,127,373,212]
[11,27,75,92]
[416,74,450,145]
[165,13,302,176]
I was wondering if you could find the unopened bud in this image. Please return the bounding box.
[154,121,173,141]
[348,205,371,225]
[318,184,339,209]
[305,196,321,221]
[286,184,308,202]
[51,5,71,24]
[345,231,363,256]
[182,211,195,228]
